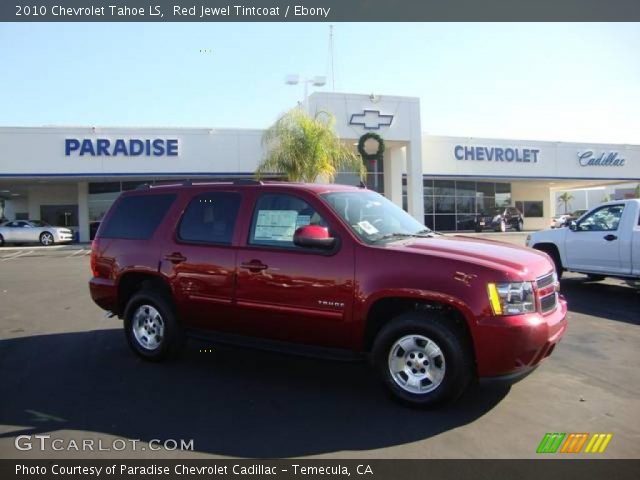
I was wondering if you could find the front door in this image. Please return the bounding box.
[565,203,628,274]
[235,192,355,349]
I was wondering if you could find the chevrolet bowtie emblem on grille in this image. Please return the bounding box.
[349,110,394,130]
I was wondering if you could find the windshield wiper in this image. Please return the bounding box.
[374,231,435,242]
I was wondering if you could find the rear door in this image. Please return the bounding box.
[234,191,356,348]
[565,203,628,274]
[160,190,243,331]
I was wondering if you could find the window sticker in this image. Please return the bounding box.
[357,220,379,235]
[254,210,299,242]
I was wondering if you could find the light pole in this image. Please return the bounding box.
[285,74,326,113]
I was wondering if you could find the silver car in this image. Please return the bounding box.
[0,220,73,246]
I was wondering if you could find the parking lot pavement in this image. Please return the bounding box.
[0,254,638,459]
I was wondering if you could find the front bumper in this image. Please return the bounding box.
[55,231,74,243]
[474,295,568,378]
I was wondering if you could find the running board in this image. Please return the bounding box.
[186,328,364,362]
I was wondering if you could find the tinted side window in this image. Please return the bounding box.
[249,194,327,248]
[100,194,176,240]
[178,192,241,245]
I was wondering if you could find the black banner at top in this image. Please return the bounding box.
[3,0,640,22]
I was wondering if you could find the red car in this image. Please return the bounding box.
[89,181,567,407]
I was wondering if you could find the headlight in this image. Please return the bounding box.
[487,282,535,315]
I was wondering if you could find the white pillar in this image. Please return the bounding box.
[77,182,89,242]
[27,186,40,220]
[384,146,404,207]
[406,143,424,222]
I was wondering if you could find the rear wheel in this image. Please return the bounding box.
[0,234,4,246]
[124,290,184,361]
[39,232,54,246]
[515,219,523,231]
[372,311,473,408]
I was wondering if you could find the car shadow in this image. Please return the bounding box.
[0,330,509,457]
[560,276,639,326]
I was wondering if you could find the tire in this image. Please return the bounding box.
[372,311,473,408]
[535,245,563,279]
[39,231,54,246]
[0,234,4,247]
[474,225,482,233]
[495,220,506,233]
[123,289,184,361]
[586,274,605,282]
[515,220,523,232]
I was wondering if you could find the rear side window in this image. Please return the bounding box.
[100,194,176,240]
[178,192,241,245]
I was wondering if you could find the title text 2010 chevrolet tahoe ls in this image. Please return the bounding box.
[89,181,567,407]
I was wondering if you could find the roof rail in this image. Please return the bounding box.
[233,179,263,186]
[135,183,151,190]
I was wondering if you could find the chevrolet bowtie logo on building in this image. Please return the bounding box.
[349,110,394,130]
[536,433,613,454]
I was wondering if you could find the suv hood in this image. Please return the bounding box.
[384,235,553,280]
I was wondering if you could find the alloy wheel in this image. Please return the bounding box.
[388,334,446,394]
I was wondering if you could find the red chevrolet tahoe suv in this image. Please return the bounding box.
[89,180,567,407]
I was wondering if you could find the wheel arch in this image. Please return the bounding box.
[117,271,176,318]
[532,242,563,270]
[361,293,477,369]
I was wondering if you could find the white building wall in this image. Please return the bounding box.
[511,182,555,231]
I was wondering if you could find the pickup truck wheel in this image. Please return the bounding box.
[124,290,184,361]
[372,312,472,408]
[586,274,605,282]
[0,234,4,246]
[534,245,563,280]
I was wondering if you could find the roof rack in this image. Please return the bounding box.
[135,183,151,190]
[233,179,263,186]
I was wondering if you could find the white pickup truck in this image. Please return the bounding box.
[526,199,640,286]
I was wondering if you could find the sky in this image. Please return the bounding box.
[1,22,639,144]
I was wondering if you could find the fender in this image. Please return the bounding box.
[353,287,478,350]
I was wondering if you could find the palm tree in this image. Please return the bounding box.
[256,108,365,183]
[634,183,640,198]
[557,192,574,214]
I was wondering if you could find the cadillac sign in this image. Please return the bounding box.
[578,150,625,167]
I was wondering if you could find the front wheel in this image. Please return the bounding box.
[372,312,473,408]
[515,220,523,231]
[496,220,506,233]
[124,290,184,361]
[586,274,605,282]
[0,234,4,246]
[39,231,54,246]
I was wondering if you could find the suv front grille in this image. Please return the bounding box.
[540,293,558,314]
[536,272,555,289]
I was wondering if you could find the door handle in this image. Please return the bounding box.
[241,260,268,272]
[603,234,618,242]
[164,252,187,264]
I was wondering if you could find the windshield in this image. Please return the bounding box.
[321,190,431,243]
[29,220,51,227]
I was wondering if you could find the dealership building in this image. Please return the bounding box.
[1,92,638,242]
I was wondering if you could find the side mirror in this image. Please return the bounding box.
[293,225,335,250]
[569,220,578,231]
